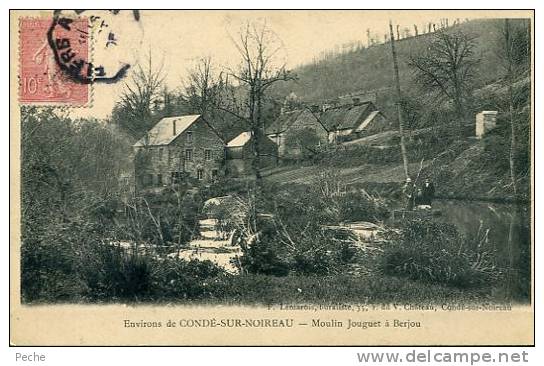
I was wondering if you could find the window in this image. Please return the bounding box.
[204,149,212,161]
[157,174,163,185]
[185,149,193,161]
[186,131,193,142]
[197,169,204,180]
[171,171,183,184]
[212,169,219,179]
[147,174,153,187]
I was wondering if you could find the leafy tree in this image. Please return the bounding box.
[20,108,133,301]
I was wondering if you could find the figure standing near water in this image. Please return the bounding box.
[420,178,436,207]
[402,177,416,210]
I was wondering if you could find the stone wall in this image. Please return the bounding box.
[135,117,225,188]
[279,110,329,157]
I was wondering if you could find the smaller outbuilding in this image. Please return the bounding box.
[475,111,498,139]
[225,131,278,176]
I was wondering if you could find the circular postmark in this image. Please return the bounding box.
[46,10,141,85]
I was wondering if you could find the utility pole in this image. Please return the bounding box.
[504,19,518,198]
[389,20,410,180]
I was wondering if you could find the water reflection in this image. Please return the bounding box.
[432,200,531,302]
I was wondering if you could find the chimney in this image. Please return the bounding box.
[352,97,361,105]
[173,119,177,136]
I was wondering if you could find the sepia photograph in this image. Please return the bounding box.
[9,9,534,346]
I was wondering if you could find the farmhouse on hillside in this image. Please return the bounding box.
[225,131,278,176]
[133,115,224,189]
[265,108,329,157]
[320,100,390,143]
[266,99,390,157]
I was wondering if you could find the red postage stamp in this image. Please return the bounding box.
[19,17,89,105]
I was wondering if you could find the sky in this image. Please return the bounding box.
[63,10,529,119]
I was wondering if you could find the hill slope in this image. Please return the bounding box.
[271,19,505,111]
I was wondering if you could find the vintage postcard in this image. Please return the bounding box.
[9,9,534,346]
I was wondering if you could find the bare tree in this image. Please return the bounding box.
[183,57,227,118]
[498,19,530,198]
[223,21,295,193]
[113,54,165,138]
[503,19,518,198]
[409,30,479,135]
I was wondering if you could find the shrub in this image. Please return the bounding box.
[81,244,153,301]
[21,218,101,302]
[238,184,367,276]
[149,258,228,300]
[240,231,355,277]
[236,173,389,276]
[381,219,499,288]
[292,249,335,275]
[117,189,202,247]
[336,242,358,264]
[337,191,389,223]
[239,239,291,276]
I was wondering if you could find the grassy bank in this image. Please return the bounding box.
[189,273,502,305]
[27,271,504,305]
[258,136,529,204]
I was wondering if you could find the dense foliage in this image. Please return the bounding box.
[237,177,388,276]
[20,108,204,302]
[381,219,500,288]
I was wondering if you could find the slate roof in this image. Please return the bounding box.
[265,110,304,135]
[296,109,326,129]
[265,101,383,135]
[320,102,374,131]
[134,115,201,147]
[354,110,383,132]
[265,108,328,135]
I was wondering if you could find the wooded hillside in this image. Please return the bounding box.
[270,19,506,109]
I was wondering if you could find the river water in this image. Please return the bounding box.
[432,199,531,301]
